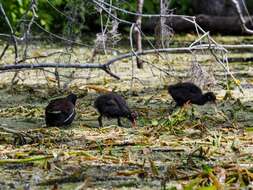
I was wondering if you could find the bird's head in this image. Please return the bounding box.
[67,93,78,105]
[128,111,138,128]
[204,92,216,103]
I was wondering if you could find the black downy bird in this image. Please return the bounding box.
[45,93,77,127]
[94,93,137,128]
[168,82,216,106]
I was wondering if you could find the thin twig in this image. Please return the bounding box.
[0,43,9,60]
[231,0,253,34]
[0,3,18,64]
[93,0,193,19]
[22,0,37,59]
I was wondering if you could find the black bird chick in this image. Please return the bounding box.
[94,93,137,128]
[45,93,77,127]
[168,82,216,106]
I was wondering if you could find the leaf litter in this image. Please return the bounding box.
[1,38,253,189]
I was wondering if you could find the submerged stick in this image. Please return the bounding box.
[0,155,53,165]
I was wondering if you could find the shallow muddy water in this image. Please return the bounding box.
[0,35,253,189]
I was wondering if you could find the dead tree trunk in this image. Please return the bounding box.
[155,0,173,48]
[159,0,164,47]
[135,0,144,69]
[192,0,246,16]
[142,15,253,34]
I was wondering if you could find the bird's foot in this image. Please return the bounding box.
[180,101,191,112]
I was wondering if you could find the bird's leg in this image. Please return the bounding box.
[184,100,191,107]
[190,106,195,120]
[117,118,122,126]
[181,100,191,111]
[98,115,103,127]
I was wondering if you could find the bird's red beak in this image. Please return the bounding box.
[132,119,137,128]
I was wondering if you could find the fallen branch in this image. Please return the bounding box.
[0,44,233,80]
[102,66,120,80]
[150,147,185,152]
[0,45,213,73]
[0,126,38,145]
[0,63,102,70]
[104,45,226,67]
[0,62,120,79]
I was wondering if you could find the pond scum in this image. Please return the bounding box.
[1,42,253,189]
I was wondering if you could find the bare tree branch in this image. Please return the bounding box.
[0,43,9,60]
[93,0,193,19]
[104,45,225,66]
[0,45,225,70]
[22,0,37,59]
[231,0,253,34]
[102,66,120,80]
[0,62,120,79]
[0,63,100,70]
[135,0,144,69]
[0,3,18,64]
[0,0,247,92]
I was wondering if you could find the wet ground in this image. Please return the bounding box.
[0,35,253,189]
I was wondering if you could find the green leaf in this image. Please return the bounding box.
[197,185,217,190]
[184,178,202,190]
[11,12,16,22]
[143,0,155,13]
[151,119,158,126]
[202,164,213,174]
[40,19,47,26]
[17,0,23,6]
[246,127,253,132]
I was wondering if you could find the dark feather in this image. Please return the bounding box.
[45,93,77,127]
[94,93,136,127]
[168,82,216,106]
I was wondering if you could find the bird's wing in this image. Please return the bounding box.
[168,87,191,105]
[105,98,118,107]
[188,85,202,94]
[113,95,131,114]
[105,99,121,111]
[46,100,73,115]
[103,98,122,115]
[169,83,202,94]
